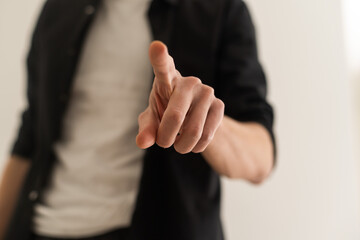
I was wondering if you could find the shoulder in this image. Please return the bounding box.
[176,0,246,24]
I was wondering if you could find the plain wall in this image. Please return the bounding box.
[343,0,360,147]
[0,1,359,240]
[222,0,360,239]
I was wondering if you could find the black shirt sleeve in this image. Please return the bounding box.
[10,9,42,161]
[216,0,276,157]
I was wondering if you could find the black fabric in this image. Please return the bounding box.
[7,0,275,239]
[30,227,130,240]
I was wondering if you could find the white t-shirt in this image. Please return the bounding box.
[33,0,153,237]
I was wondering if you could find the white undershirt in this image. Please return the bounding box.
[33,0,152,237]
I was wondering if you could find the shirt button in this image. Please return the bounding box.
[29,191,39,201]
[84,5,95,15]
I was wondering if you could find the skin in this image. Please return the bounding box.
[136,41,274,183]
[0,41,273,239]
[0,155,30,240]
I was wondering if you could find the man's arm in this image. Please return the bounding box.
[0,156,31,240]
[202,117,273,183]
[201,0,274,183]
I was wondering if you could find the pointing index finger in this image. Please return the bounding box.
[149,41,177,87]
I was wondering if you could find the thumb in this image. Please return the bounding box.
[136,108,158,149]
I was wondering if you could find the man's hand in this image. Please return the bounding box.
[136,41,225,154]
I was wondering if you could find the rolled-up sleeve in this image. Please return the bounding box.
[216,0,276,155]
[10,15,41,161]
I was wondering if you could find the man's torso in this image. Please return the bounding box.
[33,0,152,237]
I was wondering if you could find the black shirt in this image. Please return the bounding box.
[7,0,275,239]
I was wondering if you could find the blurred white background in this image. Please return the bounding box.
[0,0,359,239]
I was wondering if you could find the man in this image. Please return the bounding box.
[0,0,275,239]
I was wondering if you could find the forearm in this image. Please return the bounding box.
[0,155,31,240]
[202,116,274,184]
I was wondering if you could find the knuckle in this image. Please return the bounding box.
[138,111,146,122]
[175,70,182,78]
[167,109,183,124]
[168,57,176,72]
[187,76,202,86]
[155,68,167,77]
[214,98,225,111]
[178,76,201,91]
[187,126,202,140]
[201,85,215,98]
[192,76,202,84]
[201,131,214,143]
[169,56,175,65]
